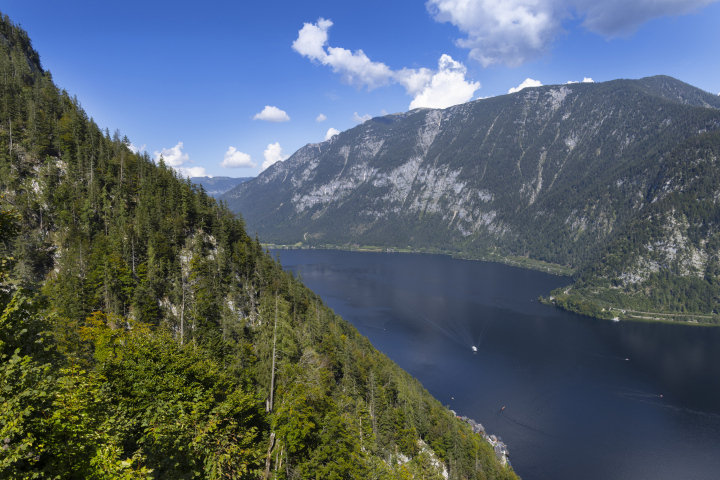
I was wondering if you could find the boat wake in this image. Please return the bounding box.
[395,292,495,352]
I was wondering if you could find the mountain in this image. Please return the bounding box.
[223,76,720,322]
[0,12,517,479]
[558,131,720,321]
[191,175,252,198]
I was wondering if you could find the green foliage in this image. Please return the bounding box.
[549,290,614,319]
[0,331,263,480]
[568,132,720,322]
[93,324,266,479]
[0,11,518,480]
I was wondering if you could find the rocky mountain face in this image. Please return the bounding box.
[224,76,720,266]
[571,131,720,316]
[224,76,720,319]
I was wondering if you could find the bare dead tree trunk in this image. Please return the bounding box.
[104,263,110,311]
[370,371,377,435]
[131,236,136,278]
[268,294,278,412]
[263,432,276,480]
[180,256,186,346]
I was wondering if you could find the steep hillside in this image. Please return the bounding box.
[223,76,720,321]
[0,13,517,479]
[557,132,720,322]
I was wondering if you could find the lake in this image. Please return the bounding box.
[275,248,720,480]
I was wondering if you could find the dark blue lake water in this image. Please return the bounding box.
[275,248,720,480]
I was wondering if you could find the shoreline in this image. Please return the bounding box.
[541,293,720,326]
[269,244,720,327]
[264,242,575,277]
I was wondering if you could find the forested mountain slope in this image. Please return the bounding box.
[223,76,720,322]
[0,13,517,479]
[560,131,720,321]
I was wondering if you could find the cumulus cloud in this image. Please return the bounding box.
[316,113,327,122]
[325,127,340,140]
[177,166,208,178]
[292,18,334,61]
[293,18,393,90]
[154,142,207,177]
[221,146,256,168]
[155,142,190,168]
[353,112,372,124]
[508,78,543,94]
[427,0,565,67]
[409,55,482,109]
[395,68,435,95]
[427,0,717,67]
[566,77,595,84]
[254,106,290,122]
[293,19,481,110]
[128,143,146,154]
[261,143,289,172]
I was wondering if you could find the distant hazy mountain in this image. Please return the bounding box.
[191,176,252,198]
[223,76,720,320]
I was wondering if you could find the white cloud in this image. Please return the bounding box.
[316,113,327,122]
[508,78,543,94]
[353,112,372,124]
[154,142,207,177]
[408,55,482,109]
[395,68,435,95]
[293,18,393,90]
[325,127,340,140]
[128,143,146,154]
[177,166,208,178]
[261,142,289,172]
[427,0,565,67]
[221,146,256,168]
[254,106,290,122]
[292,18,333,60]
[566,77,594,84]
[427,0,717,67]
[293,19,481,110]
[155,142,190,168]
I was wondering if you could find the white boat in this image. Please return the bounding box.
[472,346,478,352]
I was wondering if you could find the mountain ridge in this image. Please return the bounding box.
[223,75,720,321]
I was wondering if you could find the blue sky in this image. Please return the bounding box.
[2,0,719,177]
